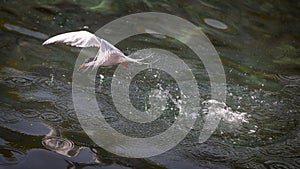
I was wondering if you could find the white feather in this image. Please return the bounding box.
[43,30,147,68]
[42,31,101,47]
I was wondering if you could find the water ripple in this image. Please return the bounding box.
[0,108,20,124]
[4,76,34,87]
[35,76,56,88]
[195,143,231,162]
[42,136,75,157]
[275,74,300,97]
[54,100,73,111]
[275,74,300,83]
[40,110,63,123]
[66,110,78,121]
[21,109,41,118]
[264,160,297,169]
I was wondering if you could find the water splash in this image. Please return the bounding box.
[42,136,75,157]
[202,99,248,124]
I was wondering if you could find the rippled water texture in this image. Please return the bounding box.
[0,0,299,168]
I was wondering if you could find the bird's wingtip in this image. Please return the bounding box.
[42,40,51,46]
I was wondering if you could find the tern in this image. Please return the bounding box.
[43,30,146,69]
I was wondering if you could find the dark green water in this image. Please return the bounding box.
[0,0,299,168]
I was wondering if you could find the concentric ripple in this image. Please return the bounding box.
[40,110,63,123]
[42,136,74,151]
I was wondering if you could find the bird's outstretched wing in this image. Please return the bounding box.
[43,30,149,69]
[42,31,101,47]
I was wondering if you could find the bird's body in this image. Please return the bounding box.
[43,31,143,69]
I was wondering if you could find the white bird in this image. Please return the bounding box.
[43,30,145,69]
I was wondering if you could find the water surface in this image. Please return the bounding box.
[0,0,299,168]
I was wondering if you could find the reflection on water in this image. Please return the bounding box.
[203,18,228,30]
[4,23,49,40]
[0,145,26,165]
[0,0,299,168]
